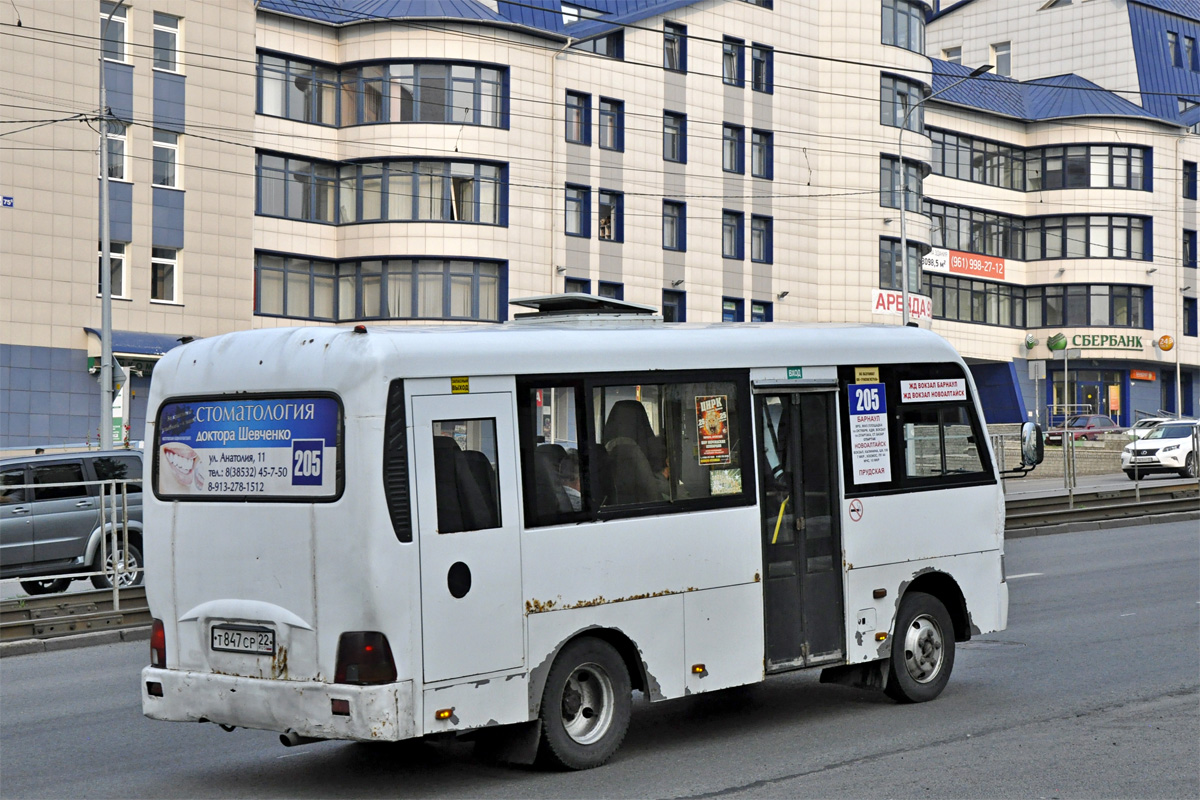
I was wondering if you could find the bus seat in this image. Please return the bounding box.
[460,449,499,529]
[601,401,667,504]
[533,447,573,519]
[432,436,496,532]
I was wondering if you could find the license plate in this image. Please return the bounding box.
[1133,457,1156,463]
[211,624,275,655]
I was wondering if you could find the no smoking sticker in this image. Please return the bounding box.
[849,499,863,522]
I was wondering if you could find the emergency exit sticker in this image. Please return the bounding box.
[847,383,891,484]
[451,376,470,394]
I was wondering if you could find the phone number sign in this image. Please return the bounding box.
[156,397,340,499]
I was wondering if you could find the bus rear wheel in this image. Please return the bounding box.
[538,637,631,770]
[885,591,955,704]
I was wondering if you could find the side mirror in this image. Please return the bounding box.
[1020,422,1044,467]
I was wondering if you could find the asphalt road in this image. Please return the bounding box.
[1,521,1196,799]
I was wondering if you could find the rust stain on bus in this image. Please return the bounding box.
[525,587,701,614]
[271,645,289,680]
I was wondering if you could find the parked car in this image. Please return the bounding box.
[1044,414,1123,445]
[0,450,143,595]
[1127,417,1179,440]
[1121,420,1199,479]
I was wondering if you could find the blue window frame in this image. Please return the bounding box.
[722,297,745,322]
[750,300,772,322]
[751,130,773,179]
[598,98,624,151]
[662,289,686,321]
[1185,229,1198,268]
[256,153,337,223]
[751,215,773,264]
[664,23,687,72]
[565,184,590,237]
[663,200,686,251]
[1186,161,1198,199]
[1185,297,1198,336]
[566,91,591,144]
[663,111,687,163]
[598,190,623,242]
[723,124,745,174]
[598,281,624,300]
[751,45,773,94]
[723,38,745,87]
[722,210,745,260]
[881,74,925,132]
[565,276,590,294]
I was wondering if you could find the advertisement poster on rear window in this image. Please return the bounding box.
[696,395,731,466]
[156,397,341,500]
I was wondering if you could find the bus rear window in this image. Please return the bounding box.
[154,395,344,502]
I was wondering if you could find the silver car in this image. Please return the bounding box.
[0,450,143,595]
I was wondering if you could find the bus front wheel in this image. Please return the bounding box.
[884,591,955,704]
[537,637,631,770]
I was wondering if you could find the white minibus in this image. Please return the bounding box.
[141,295,1040,769]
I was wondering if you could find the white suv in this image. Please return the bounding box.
[1121,421,1199,480]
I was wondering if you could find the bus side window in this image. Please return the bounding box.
[520,385,584,526]
[431,419,500,533]
[900,405,985,478]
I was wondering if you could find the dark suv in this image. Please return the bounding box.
[0,450,143,595]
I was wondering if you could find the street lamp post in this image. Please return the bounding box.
[99,0,127,450]
[899,63,993,326]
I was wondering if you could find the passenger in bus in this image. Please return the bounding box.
[558,451,582,511]
[602,400,669,504]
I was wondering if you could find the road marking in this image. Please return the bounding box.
[1120,613,1136,617]
[1006,572,1043,580]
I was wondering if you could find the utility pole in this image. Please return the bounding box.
[98,0,127,450]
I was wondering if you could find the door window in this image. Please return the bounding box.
[31,463,87,500]
[1,467,26,504]
[92,456,142,494]
[431,419,500,533]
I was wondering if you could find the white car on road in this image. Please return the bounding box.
[1121,420,1199,479]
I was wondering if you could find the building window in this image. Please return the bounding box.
[1186,161,1198,199]
[100,1,126,61]
[751,130,773,179]
[1186,230,1198,268]
[722,211,744,260]
[1187,36,1198,70]
[881,75,925,132]
[1169,31,1182,67]
[879,238,922,293]
[257,254,503,322]
[105,119,126,180]
[723,124,745,174]
[663,201,686,251]
[570,31,623,59]
[98,241,126,297]
[662,289,686,321]
[258,55,339,126]
[991,41,1011,77]
[257,153,337,223]
[750,301,772,322]
[751,215,773,263]
[598,281,624,300]
[381,63,505,127]
[664,23,687,72]
[663,111,686,163]
[151,247,177,302]
[598,98,624,151]
[565,277,590,294]
[565,185,590,237]
[723,38,745,87]
[881,156,923,211]
[743,0,773,7]
[943,46,961,64]
[930,278,1148,329]
[931,132,1148,192]
[751,45,773,93]
[565,91,590,145]
[882,0,926,54]
[152,130,178,188]
[598,190,623,242]
[153,13,180,72]
[1185,297,1198,336]
[722,298,744,322]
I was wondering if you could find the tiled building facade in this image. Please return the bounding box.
[1,0,1197,448]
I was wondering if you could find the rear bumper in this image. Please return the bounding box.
[141,667,415,742]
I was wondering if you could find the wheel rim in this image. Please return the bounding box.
[106,548,139,588]
[560,661,616,745]
[901,614,945,684]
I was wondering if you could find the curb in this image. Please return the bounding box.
[0,625,151,659]
[1005,510,1200,539]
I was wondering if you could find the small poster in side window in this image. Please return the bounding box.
[696,395,731,466]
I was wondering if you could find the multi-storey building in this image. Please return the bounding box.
[1,0,1197,448]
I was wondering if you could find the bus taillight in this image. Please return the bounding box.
[334,632,397,684]
[150,619,166,668]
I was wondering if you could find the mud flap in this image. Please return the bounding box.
[819,659,889,691]
[473,719,542,766]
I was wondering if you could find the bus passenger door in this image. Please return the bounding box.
[412,393,524,683]
[756,391,845,671]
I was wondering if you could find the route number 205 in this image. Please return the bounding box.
[854,386,882,412]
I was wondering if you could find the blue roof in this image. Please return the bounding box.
[930,58,1171,124]
[259,0,509,26]
[567,0,703,40]
[1128,1,1200,124]
[1130,0,1200,21]
[83,329,190,357]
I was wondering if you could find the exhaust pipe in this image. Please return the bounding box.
[280,730,322,748]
